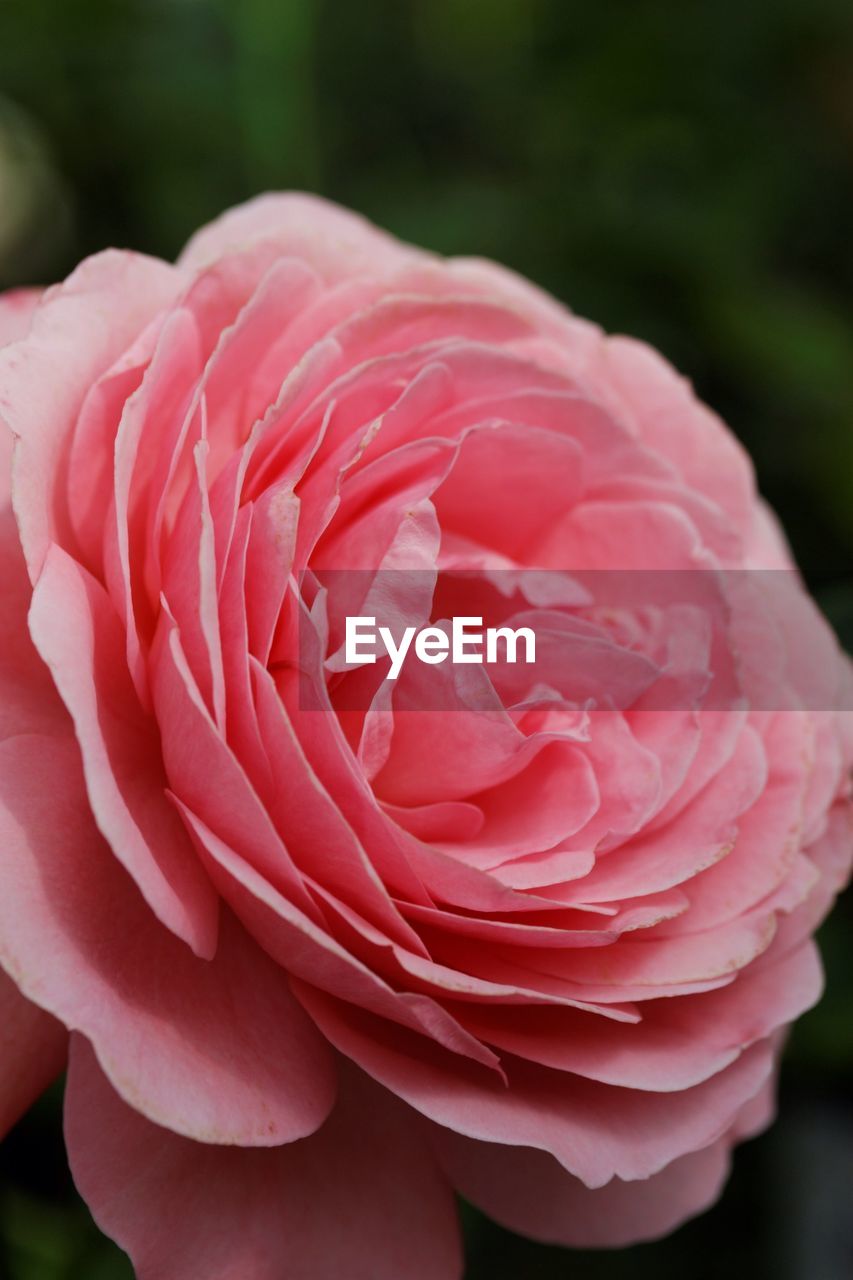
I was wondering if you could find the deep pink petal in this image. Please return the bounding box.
[66,1037,462,1280]
[29,544,220,957]
[150,604,322,919]
[294,984,776,1187]
[0,966,67,1138]
[0,734,335,1145]
[0,508,69,740]
[177,799,502,1071]
[437,1130,732,1248]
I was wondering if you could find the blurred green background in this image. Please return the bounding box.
[0,1,851,1277]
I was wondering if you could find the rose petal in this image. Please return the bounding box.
[1,251,180,578]
[0,966,66,1138]
[66,1036,462,1280]
[179,192,428,282]
[0,288,43,347]
[294,983,776,1187]
[437,1129,732,1248]
[0,734,335,1145]
[29,544,220,958]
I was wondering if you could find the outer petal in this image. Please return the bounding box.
[0,403,77,742]
[179,192,430,282]
[1,251,181,579]
[590,335,757,540]
[0,966,67,1138]
[29,544,220,958]
[1,369,64,1187]
[0,288,42,347]
[436,1130,731,1248]
[0,508,68,741]
[432,1071,779,1249]
[66,1037,462,1280]
[0,733,335,1146]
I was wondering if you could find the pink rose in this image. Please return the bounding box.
[0,194,850,1278]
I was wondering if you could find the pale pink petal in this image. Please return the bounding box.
[1,251,181,578]
[453,940,821,1091]
[440,255,602,367]
[660,714,808,934]
[568,722,766,903]
[540,499,707,571]
[745,497,795,569]
[590,334,756,538]
[433,422,584,560]
[0,288,43,347]
[179,192,430,282]
[766,804,852,957]
[491,911,777,992]
[430,742,600,869]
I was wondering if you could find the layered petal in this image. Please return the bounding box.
[0,196,848,1270]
